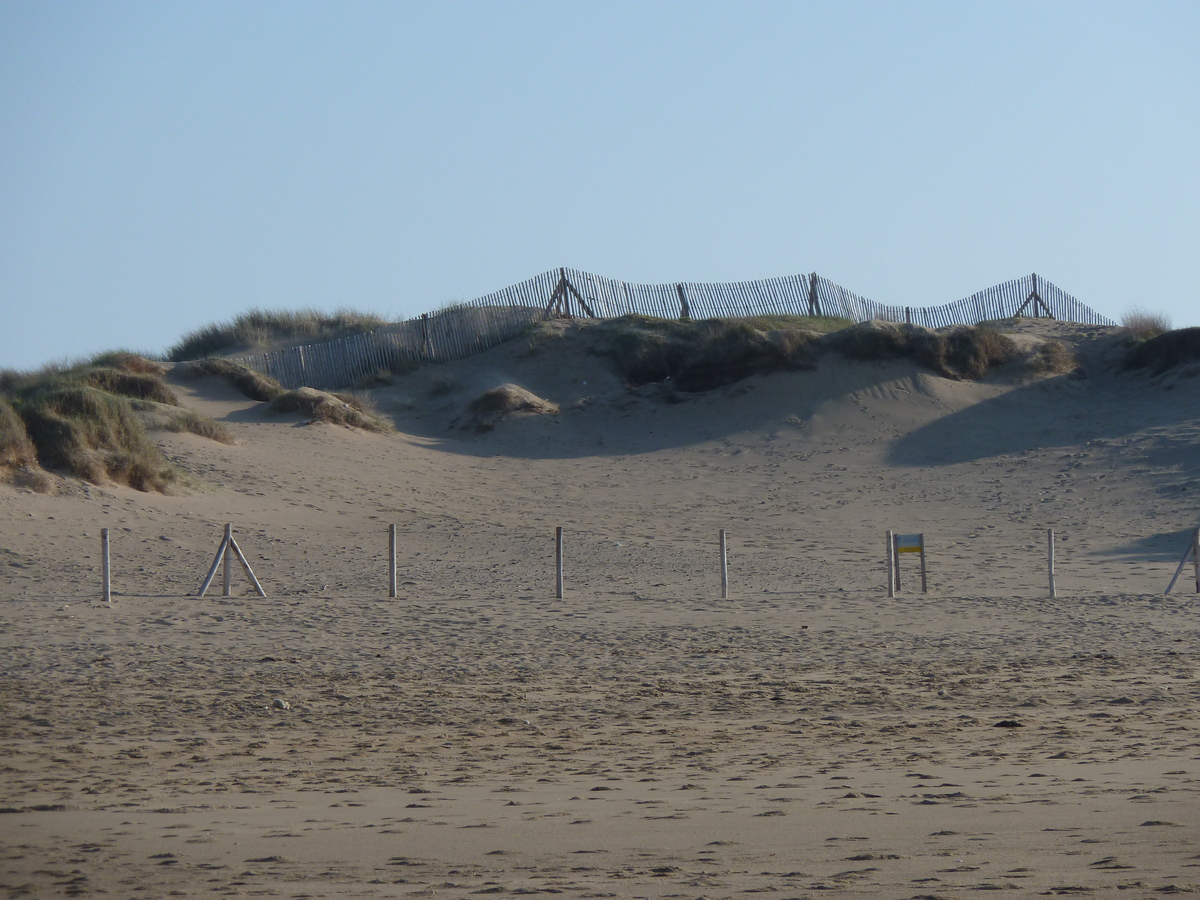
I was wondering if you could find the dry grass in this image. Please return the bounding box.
[594,316,824,390]
[179,357,285,401]
[0,396,38,472]
[168,308,390,361]
[1121,308,1172,342]
[1,353,234,491]
[86,351,168,374]
[84,368,180,405]
[1124,327,1200,376]
[826,321,1019,380]
[17,386,176,491]
[1026,340,1078,376]
[270,388,395,433]
[468,384,559,431]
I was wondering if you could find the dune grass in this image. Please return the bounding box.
[0,396,38,470]
[1124,327,1200,375]
[593,315,828,390]
[16,385,177,491]
[1026,340,1078,376]
[168,308,390,361]
[827,321,1018,380]
[1120,307,1172,342]
[1,353,232,491]
[179,357,285,401]
[468,384,559,431]
[270,387,395,433]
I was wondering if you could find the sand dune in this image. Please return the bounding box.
[2,320,1198,898]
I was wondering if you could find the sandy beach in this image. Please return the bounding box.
[2,319,1198,898]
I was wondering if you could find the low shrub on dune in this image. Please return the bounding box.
[179,357,285,401]
[1120,307,1171,342]
[168,308,389,361]
[1123,327,1200,375]
[1,353,233,491]
[0,396,38,471]
[468,384,559,431]
[18,385,176,491]
[1026,340,1078,376]
[825,321,1019,380]
[270,387,395,433]
[594,315,825,390]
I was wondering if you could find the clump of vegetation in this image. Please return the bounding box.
[468,384,559,431]
[1120,307,1171,342]
[84,368,179,405]
[179,357,285,401]
[592,315,828,390]
[1124,327,1200,375]
[270,387,395,433]
[1,353,231,491]
[825,321,1018,380]
[16,385,177,491]
[86,350,167,374]
[1026,340,1078,376]
[168,308,390,361]
[0,396,38,473]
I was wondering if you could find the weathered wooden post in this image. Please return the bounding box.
[555,527,564,600]
[719,529,729,599]
[1166,527,1200,594]
[101,528,111,605]
[197,524,266,598]
[1047,528,1057,598]
[222,523,234,597]
[887,529,895,598]
[677,283,690,321]
[389,524,397,598]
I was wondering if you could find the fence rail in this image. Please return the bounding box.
[227,268,1114,391]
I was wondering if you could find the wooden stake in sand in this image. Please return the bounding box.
[1047,529,1057,598]
[555,527,564,599]
[197,523,266,598]
[1164,527,1200,595]
[887,530,895,598]
[389,524,397,599]
[101,528,111,605]
[892,533,928,593]
[719,529,729,599]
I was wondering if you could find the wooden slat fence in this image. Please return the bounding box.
[224,269,1115,390]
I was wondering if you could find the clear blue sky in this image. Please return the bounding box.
[2,0,1197,369]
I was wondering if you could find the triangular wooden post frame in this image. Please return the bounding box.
[1014,272,1055,319]
[197,523,266,597]
[1164,527,1200,595]
[544,268,599,319]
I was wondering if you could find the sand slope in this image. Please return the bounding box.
[1,320,1198,898]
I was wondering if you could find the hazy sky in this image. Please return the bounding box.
[2,1,1197,369]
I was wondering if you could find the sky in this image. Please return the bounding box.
[2,0,1197,369]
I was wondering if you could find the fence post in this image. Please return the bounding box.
[389,524,397,598]
[887,530,895,597]
[1194,527,1200,594]
[555,527,564,599]
[677,284,690,321]
[222,523,233,597]
[1047,528,1057,598]
[807,272,820,316]
[101,528,111,605]
[719,529,728,599]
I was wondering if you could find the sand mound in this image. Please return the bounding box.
[270,386,394,433]
[1124,326,1200,375]
[468,383,559,430]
